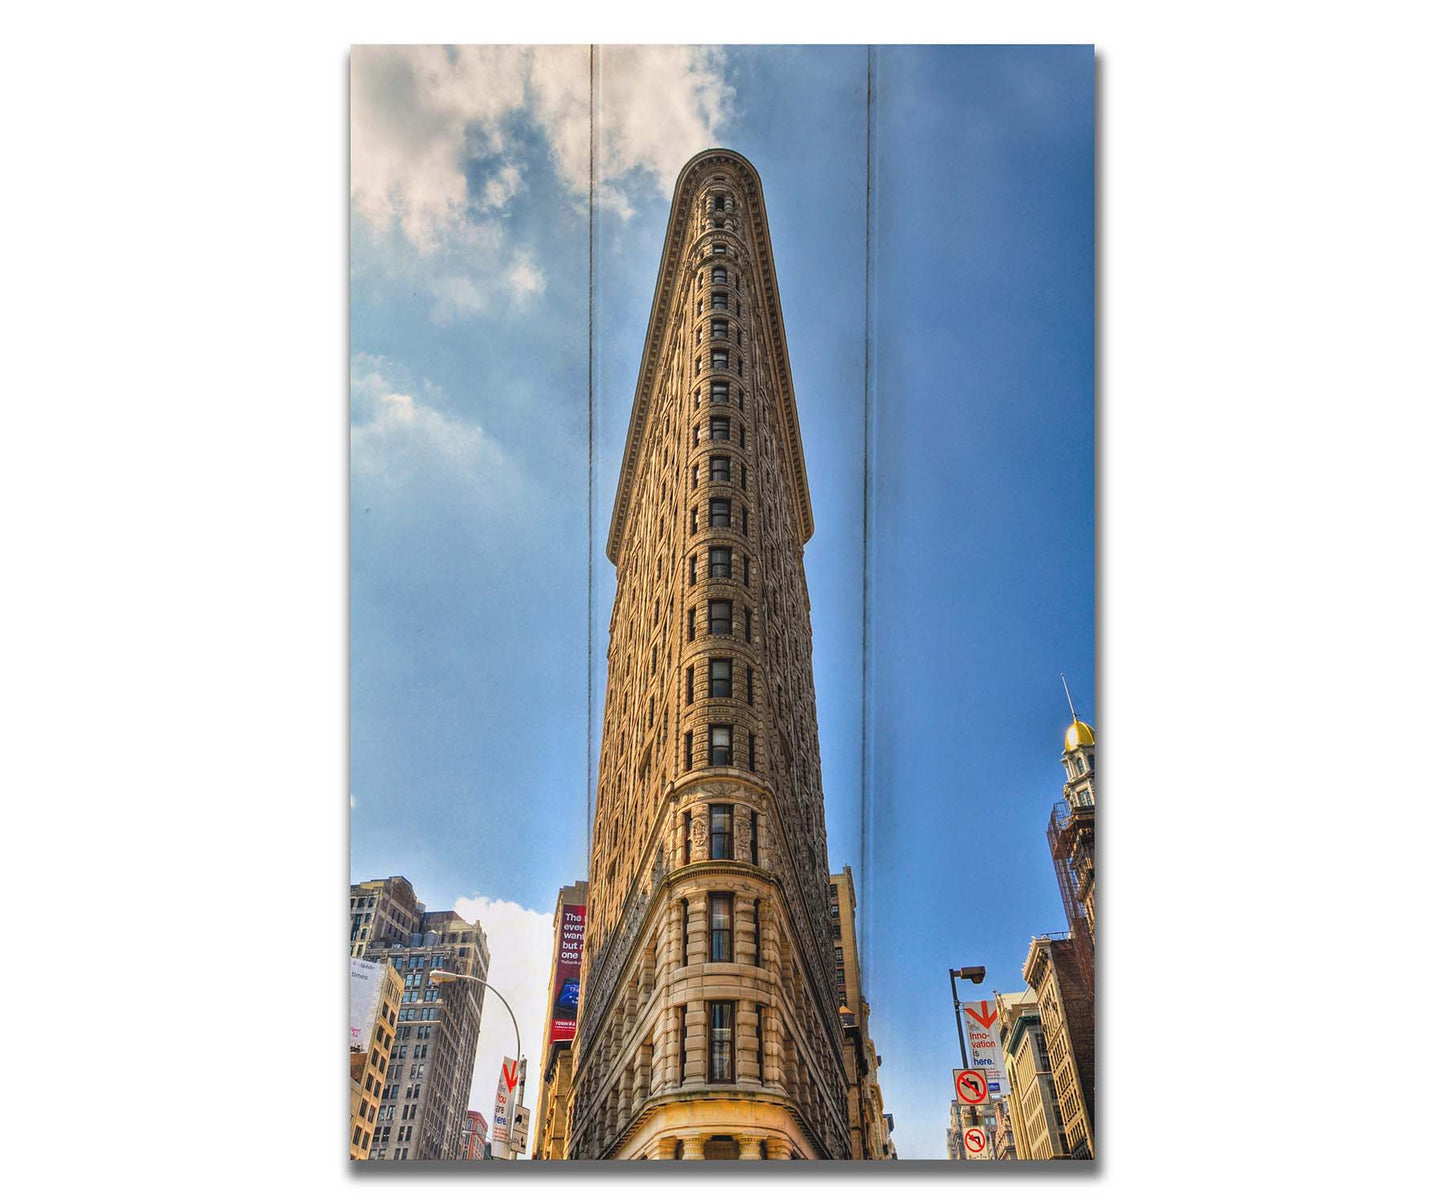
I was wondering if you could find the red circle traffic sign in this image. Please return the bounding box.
[955,1068,988,1105]
[964,1127,987,1154]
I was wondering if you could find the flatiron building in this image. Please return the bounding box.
[567,149,849,1160]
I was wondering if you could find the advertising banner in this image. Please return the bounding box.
[492,1057,518,1145]
[549,904,587,1044]
[962,1000,1012,1096]
[349,958,385,1081]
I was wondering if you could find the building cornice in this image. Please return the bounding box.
[606,148,815,565]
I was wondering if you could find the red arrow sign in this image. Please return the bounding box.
[503,1061,519,1092]
[964,1002,998,1029]
[964,1128,987,1154]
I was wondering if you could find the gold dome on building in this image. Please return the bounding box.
[1064,720,1095,752]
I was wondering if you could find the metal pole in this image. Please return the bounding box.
[949,970,970,1070]
[444,971,524,1160]
[442,971,521,1068]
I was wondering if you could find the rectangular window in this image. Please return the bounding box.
[742,555,749,586]
[750,817,758,865]
[740,424,746,449]
[753,901,762,961]
[709,497,730,528]
[708,1001,735,1083]
[708,598,732,635]
[711,266,728,283]
[713,243,727,257]
[748,732,757,771]
[709,802,734,855]
[744,608,752,641]
[709,726,734,770]
[711,318,728,340]
[684,732,693,769]
[746,667,754,705]
[688,607,696,640]
[709,894,733,961]
[690,506,698,534]
[680,902,689,964]
[710,415,730,442]
[712,291,728,310]
[740,465,747,490]
[714,195,727,212]
[742,507,749,535]
[709,657,732,699]
[685,666,694,703]
[710,349,728,370]
[689,555,697,585]
[677,1007,689,1086]
[710,455,731,483]
[710,381,728,404]
[709,545,732,578]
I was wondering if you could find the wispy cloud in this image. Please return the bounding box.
[350,352,530,512]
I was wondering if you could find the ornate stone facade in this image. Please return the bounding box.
[566,149,849,1160]
[830,869,893,1159]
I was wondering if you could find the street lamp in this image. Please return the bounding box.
[429,969,521,1070]
[948,965,987,1075]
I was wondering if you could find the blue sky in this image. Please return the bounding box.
[350,44,1093,1158]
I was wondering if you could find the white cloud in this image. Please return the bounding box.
[350,45,732,316]
[483,162,524,211]
[350,353,525,507]
[451,895,557,1128]
[505,252,545,302]
[351,46,529,256]
[532,45,733,219]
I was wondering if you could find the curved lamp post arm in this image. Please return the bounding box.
[430,970,521,1069]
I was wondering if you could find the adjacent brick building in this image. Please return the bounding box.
[830,868,894,1159]
[460,1110,488,1159]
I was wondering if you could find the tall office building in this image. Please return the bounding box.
[567,149,848,1160]
[352,877,491,1160]
[350,875,424,957]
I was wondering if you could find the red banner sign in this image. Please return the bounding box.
[549,904,586,1044]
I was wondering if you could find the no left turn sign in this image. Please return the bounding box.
[954,1067,989,1106]
[963,1126,988,1156]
